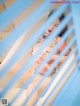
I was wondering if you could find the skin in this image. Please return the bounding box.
[45,19,60,36]
[26,19,70,106]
